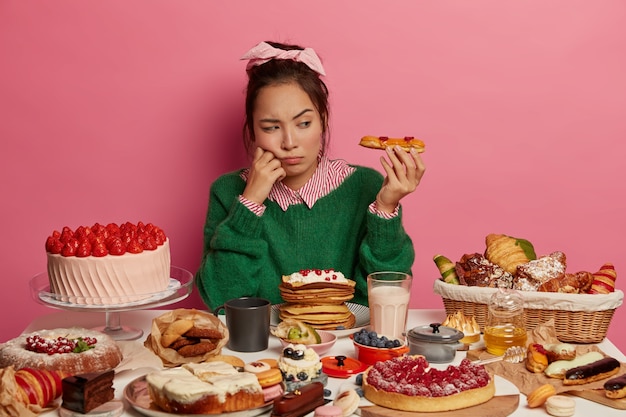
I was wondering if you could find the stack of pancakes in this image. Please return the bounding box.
[278,269,356,330]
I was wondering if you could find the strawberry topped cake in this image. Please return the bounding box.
[45,221,170,305]
[363,355,495,412]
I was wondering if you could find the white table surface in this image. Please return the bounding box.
[23,308,626,417]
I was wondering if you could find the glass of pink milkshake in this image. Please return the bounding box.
[367,272,412,340]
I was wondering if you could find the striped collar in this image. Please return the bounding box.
[241,156,355,211]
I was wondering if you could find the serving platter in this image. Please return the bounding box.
[271,302,370,338]
[124,376,274,417]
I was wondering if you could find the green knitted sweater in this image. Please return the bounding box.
[196,165,414,310]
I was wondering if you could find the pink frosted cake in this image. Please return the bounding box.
[45,221,171,305]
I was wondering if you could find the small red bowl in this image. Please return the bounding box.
[352,337,409,365]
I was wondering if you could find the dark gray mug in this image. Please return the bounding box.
[213,297,271,352]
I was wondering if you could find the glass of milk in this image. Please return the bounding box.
[367,272,412,340]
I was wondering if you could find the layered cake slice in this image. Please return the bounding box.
[61,370,115,413]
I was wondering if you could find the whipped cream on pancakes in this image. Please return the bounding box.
[285,269,349,285]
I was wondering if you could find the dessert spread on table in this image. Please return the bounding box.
[45,221,171,305]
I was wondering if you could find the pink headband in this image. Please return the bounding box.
[241,41,326,76]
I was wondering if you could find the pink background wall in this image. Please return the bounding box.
[1,1,625,351]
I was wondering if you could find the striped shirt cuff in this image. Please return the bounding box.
[369,201,399,219]
[238,195,266,216]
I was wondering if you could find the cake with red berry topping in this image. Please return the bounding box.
[45,221,170,305]
[0,327,123,375]
[362,355,495,412]
[278,269,356,330]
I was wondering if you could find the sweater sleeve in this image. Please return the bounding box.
[196,173,270,310]
[352,168,415,303]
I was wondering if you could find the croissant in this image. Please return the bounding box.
[484,234,537,274]
[537,271,593,294]
[433,254,459,284]
[588,263,617,294]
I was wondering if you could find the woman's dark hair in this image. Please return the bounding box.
[242,41,330,157]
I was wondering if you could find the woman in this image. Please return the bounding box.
[196,41,425,310]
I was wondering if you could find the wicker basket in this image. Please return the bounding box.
[433,279,623,344]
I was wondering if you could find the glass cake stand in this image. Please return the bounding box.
[30,266,194,341]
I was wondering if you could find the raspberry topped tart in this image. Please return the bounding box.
[45,221,170,305]
[363,355,495,412]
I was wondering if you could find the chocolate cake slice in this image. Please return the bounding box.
[62,369,115,413]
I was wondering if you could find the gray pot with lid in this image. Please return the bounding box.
[405,323,464,363]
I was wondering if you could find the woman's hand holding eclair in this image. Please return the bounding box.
[376,146,426,213]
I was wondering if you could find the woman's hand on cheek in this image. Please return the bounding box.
[375,146,426,213]
[242,147,287,204]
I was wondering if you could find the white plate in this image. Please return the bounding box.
[39,278,181,309]
[271,302,370,338]
[124,376,274,417]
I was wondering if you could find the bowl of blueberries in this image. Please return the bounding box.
[351,328,409,365]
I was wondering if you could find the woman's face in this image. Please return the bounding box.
[252,82,323,190]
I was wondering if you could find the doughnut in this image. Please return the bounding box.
[333,389,360,417]
[359,136,425,153]
[255,368,283,388]
[563,356,620,385]
[526,383,556,408]
[545,395,575,417]
[604,373,626,399]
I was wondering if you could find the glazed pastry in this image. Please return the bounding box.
[526,344,549,373]
[359,135,425,153]
[455,253,513,287]
[514,251,566,291]
[544,351,604,379]
[526,383,556,408]
[537,271,593,294]
[484,233,536,275]
[589,263,617,294]
[544,343,576,362]
[563,356,621,385]
[433,254,460,284]
[545,395,575,417]
[604,373,626,399]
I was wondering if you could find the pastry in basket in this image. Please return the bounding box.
[514,251,567,291]
[362,356,495,412]
[537,270,593,294]
[484,233,536,275]
[146,362,265,413]
[433,254,460,284]
[455,253,513,287]
[589,263,617,294]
